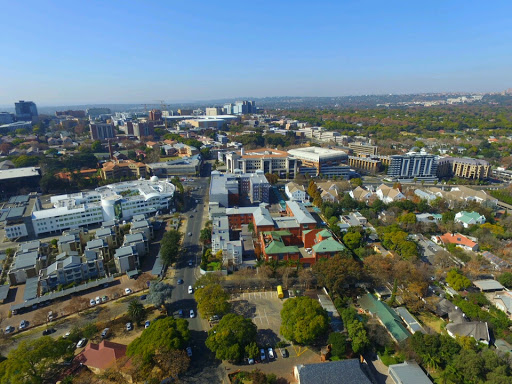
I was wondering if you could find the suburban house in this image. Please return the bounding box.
[349,186,373,202]
[454,211,486,228]
[339,212,368,231]
[446,321,490,345]
[285,182,308,202]
[388,361,432,384]
[432,233,479,252]
[76,340,131,377]
[416,213,442,224]
[376,184,405,204]
[493,292,512,319]
[316,181,349,202]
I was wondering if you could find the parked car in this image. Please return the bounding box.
[101,328,110,339]
[177,279,184,285]
[188,232,192,237]
[178,309,184,318]
[101,295,108,303]
[42,328,56,336]
[279,348,288,358]
[260,348,266,361]
[188,286,193,294]
[63,331,71,339]
[144,321,150,329]
[89,299,96,306]
[5,326,15,334]
[209,315,219,322]
[247,357,255,365]
[77,338,87,348]
[140,294,147,300]
[19,320,28,330]
[126,322,133,331]
[190,309,195,318]
[267,347,275,359]
[95,297,101,305]
[190,215,193,218]
[186,346,193,357]
[188,260,193,267]
[47,311,57,321]
[125,288,132,295]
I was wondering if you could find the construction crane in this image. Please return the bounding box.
[155,100,168,129]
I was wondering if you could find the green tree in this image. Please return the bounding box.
[327,332,347,359]
[195,284,231,318]
[160,230,182,265]
[313,255,364,296]
[245,342,259,359]
[498,272,512,288]
[446,269,471,291]
[91,140,103,152]
[206,314,257,362]
[280,297,329,345]
[0,337,72,383]
[128,299,146,325]
[343,231,362,250]
[127,317,190,363]
[350,178,363,187]
[265,173,279,184]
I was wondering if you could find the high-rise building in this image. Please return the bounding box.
[387,152,438,182]
[206,107,222,116]
[90,123,116,141]
[15,100,38,123]
[437,157,490,180]
[149,109,162,121]
[232,100,256,115]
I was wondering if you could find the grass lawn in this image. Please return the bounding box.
[418,312,446,334]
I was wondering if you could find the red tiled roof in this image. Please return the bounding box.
[76,340,127,370]
[439,233,477,248]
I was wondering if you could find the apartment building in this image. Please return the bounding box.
[387,152,438,182]
[100,160,148,180]
[90,123,116,141]
[437,157,491,180]
[348,142,378,156]
[225,148,297,178]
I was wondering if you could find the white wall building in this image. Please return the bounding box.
[285,182,308,202]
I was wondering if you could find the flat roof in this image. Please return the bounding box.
[388,361,431,384]
[473,279,505,291]
[0,167,40,180]
[288,147,347,162]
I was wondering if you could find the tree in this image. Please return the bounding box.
[498,272,512,288]
[205,314,257,362]
[328,332,346,359]
[127,299,146,325]
[195,284,231,318]
[350,178,363,187]
[343,231,362,250]
[91,140,103,152]
[265,173,279,185]
[280,296,329,345]
[446,269,471,291]
[0,336,72,383]
[313,255,365,295]
[160,230,182,266]
[127,317,190,363]
[147,282,173,308]
[245,341,259,359]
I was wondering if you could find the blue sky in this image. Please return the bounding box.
[1,0,511,105]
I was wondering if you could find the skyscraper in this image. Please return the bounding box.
[14,100,38,123]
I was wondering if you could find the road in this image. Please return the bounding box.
[170,168,228,383]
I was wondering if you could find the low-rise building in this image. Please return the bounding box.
[437,157,490,180]
[350,186,373,202]
[432,233,479,252]
[100,160,148,180]
[114,246,139,274]
[294,359,372,384]
[454,211,486,228]
[123,232,149,258]
[388,361,432,384]
[376,184,405,204]
[285,182,308,202]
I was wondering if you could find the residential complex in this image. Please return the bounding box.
[437,157,491,180]
[209,170,270,207]
[90,122,116,141]
[100,160,148,180]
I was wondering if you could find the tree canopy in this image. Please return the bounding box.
[127,317,190,363]
[205,314,257,362]
[280,296,329,345]
[147,281,173,308]
[194,284,231,318]
[160,230,182,266]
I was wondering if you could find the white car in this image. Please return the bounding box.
[190,309,195,318]
[77,338,87,348]
[95,297,101,305]
[89,299,96,306]
[268,347,275,359]
[126,322,133,331]
[125,288,132,295]
[188,286,193,294]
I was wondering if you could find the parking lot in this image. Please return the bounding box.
[228,291,320,382]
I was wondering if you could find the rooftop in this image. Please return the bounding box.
[473,279,505,291]
[0,167,40,180]
[286,201,316,225]
[388,361,432,384]
[312,237,346,253]
[288,147,348,162]
[295,359,372,384]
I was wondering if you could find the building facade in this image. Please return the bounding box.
[437,157,490,180]
[387,152,438,182]
[15,100,38,123]
[226,148,297,178]
[90,123,116,141]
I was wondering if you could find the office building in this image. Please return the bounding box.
[0,167,41,195]
[348,142,378,156]
[177,109,193,116]
[287,147,355,178]
[121,121,154,139]
[225,148,297,178]
[387,152,438,182]
[222,101,256,115]
[437,157,490,180]
[223,103,233,115]
[90,122,116,141]
[148,154,202,177]
[206,107,223,116]
[101,160,148,180]
[28,179,174,237]
[348,155,382,173]
[0,121,33,132]
[0,112,15,124]
[210,170,270,207]
[15,100,38,123]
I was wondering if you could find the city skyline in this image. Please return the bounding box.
[1,1,511,104]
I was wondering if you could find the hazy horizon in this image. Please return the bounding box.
[1,1,511,105]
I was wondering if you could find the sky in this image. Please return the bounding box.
[1,0,512,105]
